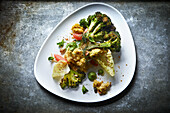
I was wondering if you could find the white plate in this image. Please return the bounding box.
[34,3,136,103]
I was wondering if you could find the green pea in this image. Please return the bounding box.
[98,69,104,75]
[88,72,97,81]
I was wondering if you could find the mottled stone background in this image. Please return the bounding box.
[0,1,169,113]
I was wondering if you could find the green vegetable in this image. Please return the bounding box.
[88,71,97,81]
[86,32,121,52]
[48,57,54,61]
[82,33,87,43]
[89,37,95,43]
[66,42,77,51]
[57,39,65,47]
[98,69,104,75]
[79,12,115,41]
[82,85,88,94]
[60,70,86,89]
[92,31,104,42]
[79,19,88,28]
[75,40,81,46]
[79,12,121,52]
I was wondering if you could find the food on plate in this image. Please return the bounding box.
[64,48,87,71]
[88,71,97,81]
[88,49,115,76]
[71,23,84,34]
[48,12,121,95]
[59,48,66,55]
[79,12,117,43]
[54,54,67,62]
[71,23,84,40]
[52,60,70,80]
[98,69,104,75]
[57,39,65,47]
[95,49,115,76]
[82,85,88,94]
[48,56,54,61]
[60,69,86,89]
[93,80,111,95]
[88,48,104,57]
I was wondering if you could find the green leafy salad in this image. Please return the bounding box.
[48,12,121,95]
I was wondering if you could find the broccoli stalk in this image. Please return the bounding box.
[60,69,86,89]
[86,31,121,52]
[92,31,104,42]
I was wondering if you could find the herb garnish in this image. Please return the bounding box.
[57,39,65,47]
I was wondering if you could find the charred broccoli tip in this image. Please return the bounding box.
[60,69,86,89]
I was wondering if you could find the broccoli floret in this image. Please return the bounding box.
[104,31,118,40]
[79,18,88,28]
[86,31,121,52]
[87,14,95,26]
[80,12,103,34]
[79,12,117,43]
[79,12,121,52]
[60,69,86,89]
[110,32,121,52]
[60,74,68,89]
[87,12,103,33]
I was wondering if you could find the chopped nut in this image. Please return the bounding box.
[93,80,111,95]
[64,48,87,71]
[65,38,68,41]
[71,23,84,34]
[60,48,66,55]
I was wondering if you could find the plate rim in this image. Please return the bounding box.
[34,2,136,103]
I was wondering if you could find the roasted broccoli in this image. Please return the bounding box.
[60,69,86,89]
[79,12,121,52]
[79,12,116,42]
[79,18,88,29]
[86,31,121,52]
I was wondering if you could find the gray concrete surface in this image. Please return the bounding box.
[0,1,169,113]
